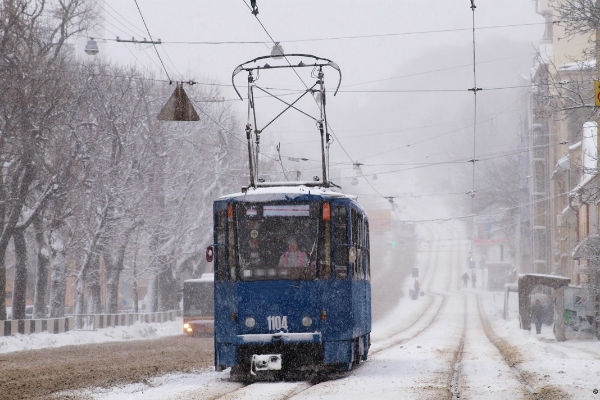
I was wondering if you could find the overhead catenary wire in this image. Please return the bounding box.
[468,0,480,255]
[239,0,369,194]
[94,21,546,46]
[133,0,172,83]
[102,2,148,38]
[98,2,539,208]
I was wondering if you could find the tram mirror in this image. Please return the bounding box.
[206,246,214,262]
[349,246,357,263]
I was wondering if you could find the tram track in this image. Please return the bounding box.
[448,301,466,400]
[370,228,450,354]
[474,293,571,400]
[204,381,314,400]
[205,224,458,400]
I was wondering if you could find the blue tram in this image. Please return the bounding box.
[208,53,370,379]
[210,185,371,378]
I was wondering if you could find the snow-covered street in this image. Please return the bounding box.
[18,221,592,399]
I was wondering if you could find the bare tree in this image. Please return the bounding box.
[0,0,93,320]
[0,2,246,320]
[552,0,600,37]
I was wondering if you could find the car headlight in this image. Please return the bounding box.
[183,323,190,329]
[302,316,313,327]
[245,317,256,328]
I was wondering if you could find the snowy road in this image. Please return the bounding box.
[58,221,600,399]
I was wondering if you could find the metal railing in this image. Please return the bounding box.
[0,309,181,336]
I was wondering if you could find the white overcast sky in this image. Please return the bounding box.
[89,0,543,85]
[80,0,544,212]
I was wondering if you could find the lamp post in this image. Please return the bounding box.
[84,38,99,55]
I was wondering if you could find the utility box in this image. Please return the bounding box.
[564,286,594,331]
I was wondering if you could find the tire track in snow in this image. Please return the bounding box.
[448,300,466,400]
[475,294,570,400]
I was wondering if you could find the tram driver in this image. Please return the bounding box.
[278,237,308,269]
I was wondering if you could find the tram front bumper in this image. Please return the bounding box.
[236,332,323,375]
[216,332,323,372]
[236,331,322,345]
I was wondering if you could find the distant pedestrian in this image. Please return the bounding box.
[531,299,544,334]
[471,271,477,288]
[462,272,469,288]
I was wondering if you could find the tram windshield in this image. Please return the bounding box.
[235,202,325,281]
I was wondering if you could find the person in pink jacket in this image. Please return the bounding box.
[278,237,308,268]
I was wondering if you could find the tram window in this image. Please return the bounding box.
[351,209,363,280]
[316,207,332,280]
[334,206,348,279]
[228,206,238,281]
[234,202,320,281]
[215,210,227,282]
[364,219,371,281]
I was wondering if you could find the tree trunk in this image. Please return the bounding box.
[157,259,178,311]
[105,223,136,313]
[104,253,119,314]
[12,229,27,320]
[33,214,49,318]
[0,161,35,320]
[48,230,67,318]
[86,252,101,315]
[74,200,111,323]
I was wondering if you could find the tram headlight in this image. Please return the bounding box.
[302,316,313,327]
[245,317,256,328]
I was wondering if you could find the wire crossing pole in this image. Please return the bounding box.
[468,0,481,264]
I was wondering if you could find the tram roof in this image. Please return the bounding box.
[217,184,358,203]
[184,273,214,283]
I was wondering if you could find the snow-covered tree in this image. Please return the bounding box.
[0,0,93,320]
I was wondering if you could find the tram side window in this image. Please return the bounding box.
[227,207,237,281]
[351,209,364,280]
[215,210,227,282]
[363,219,370,280]
[318,209,332,280]
[333,205,348,279]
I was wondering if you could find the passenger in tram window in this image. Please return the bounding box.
[247,239,261,267]
[278,237,308,268]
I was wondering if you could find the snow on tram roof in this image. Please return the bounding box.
[217,184,357,202]
[185,273,214,283]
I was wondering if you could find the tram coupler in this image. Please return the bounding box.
[250,354,282,375]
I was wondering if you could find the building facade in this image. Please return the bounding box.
[530,0,600,335]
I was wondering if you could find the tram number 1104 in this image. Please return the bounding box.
[267,315,288,331]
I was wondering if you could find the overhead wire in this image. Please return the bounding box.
[93,21,545,46]
[102,3,147,38]
[99,3,539,206]
[238,0,378,195]
[132,0,172,83]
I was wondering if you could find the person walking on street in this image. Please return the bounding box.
[471,271,477,288]
[532,299,544,334]
[462,272,469,288]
